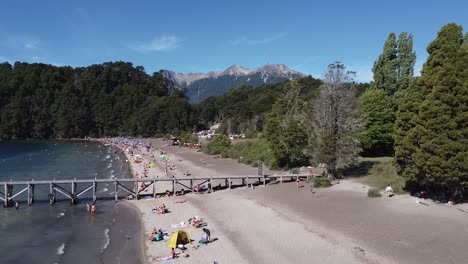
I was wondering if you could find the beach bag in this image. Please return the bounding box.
[155,234,161,241]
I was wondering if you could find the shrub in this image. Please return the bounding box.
[290,168,300,174]
[203,135,231,155]
[314,177,332,188]
[368,188,382,197]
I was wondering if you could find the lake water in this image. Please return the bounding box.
[0,141,143,264]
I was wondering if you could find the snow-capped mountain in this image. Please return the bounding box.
[160,64,305,103]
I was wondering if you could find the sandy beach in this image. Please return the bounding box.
[112,138,468,264]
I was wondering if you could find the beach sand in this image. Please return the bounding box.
[121,139,468,264]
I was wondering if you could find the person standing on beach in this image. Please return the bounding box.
[91,203,96,214]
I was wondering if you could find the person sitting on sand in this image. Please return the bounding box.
[385,185,394,197]
[202,228,211,242]
[165,190,171,197]
[177,189,185,196]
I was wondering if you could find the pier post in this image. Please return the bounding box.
[172,179,175,195]
[280,176,283,184]
[228,177,232,189]
[49,182,56,205]
[92,179,97,203]
[210,177,213,192]
[71,179,77,204]
[114,180,118,202]
[152,178,156,198]
[3,182,7,207]
[190,179,193,191]
[28,182,35,206]
[134,179,139,200]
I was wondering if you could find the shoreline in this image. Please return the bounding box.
[122,201,149,264]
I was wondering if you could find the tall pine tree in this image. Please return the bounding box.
[394,23,468,200]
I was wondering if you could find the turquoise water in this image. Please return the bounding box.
[0,141,143,264]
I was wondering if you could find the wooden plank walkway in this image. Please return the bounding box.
[0,174,315,207]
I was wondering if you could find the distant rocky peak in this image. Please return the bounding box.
[255,64,304,77]
[222,65,252,76]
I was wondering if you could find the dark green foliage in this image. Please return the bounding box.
[0,61,194,139]
[203,135,231,155]
[314,177,332,188]
[372,33,398,94]
[368,188,382,197]
[358,89,396,156]
[394,23,468,200]
[264,82,315,168]
[361,32,416,156]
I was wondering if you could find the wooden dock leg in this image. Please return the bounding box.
[134,180,139,200]
[263,176,266,186]
[152,179,156,198]
[28,183,35,206]
[190,179,193,191]
[71,180,77,205]
[172,179,175,195]
[114,180,118,202]
[92,180,97,203]
[49,183,56,205]
[280,176,283,184]
[4,182,8,207]
[229,177,232,189]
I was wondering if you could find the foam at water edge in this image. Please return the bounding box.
[57,243,65,255]
[57,212,65,219]
[102,228,110,252]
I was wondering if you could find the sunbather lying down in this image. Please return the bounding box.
[152,204,168,214]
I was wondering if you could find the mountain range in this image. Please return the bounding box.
[160,64,306,103]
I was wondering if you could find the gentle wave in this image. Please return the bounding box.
[102,228,110,252]
[57,243,65,255]
[105,154,111,159]
[101,187,109,193]
[57,212,65,219]
[107,163,112,168]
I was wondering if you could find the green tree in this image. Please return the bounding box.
[372,33,398,94]
[264,84,312,168]
[394,23,468,199]
[396,32,417,97]
[362,32,415,155]
[358,89,396,155]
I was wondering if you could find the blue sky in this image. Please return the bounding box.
[0,0,466,82]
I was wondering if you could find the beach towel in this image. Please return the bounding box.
[171,222,186,228]
[160,259,175,263]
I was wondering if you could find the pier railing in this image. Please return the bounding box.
[0,174,316,207]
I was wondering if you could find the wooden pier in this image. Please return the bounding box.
[0,174,314,207]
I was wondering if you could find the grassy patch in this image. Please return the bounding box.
[314,177,332,188]
[344,157,406,194]
[368,188,382,197]
[204,138,277,169]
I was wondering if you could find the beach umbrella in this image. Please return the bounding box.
[167,231,190,249]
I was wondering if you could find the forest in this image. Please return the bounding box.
[0,23,466,199]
